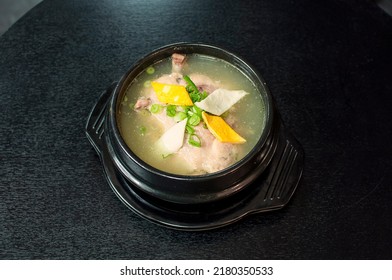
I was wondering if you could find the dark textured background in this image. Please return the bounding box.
[1,0,391,259]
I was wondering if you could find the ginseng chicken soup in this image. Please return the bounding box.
[117,53,266,175]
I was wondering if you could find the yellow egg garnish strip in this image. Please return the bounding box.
[151,81,193,106]
[202,112,246,144]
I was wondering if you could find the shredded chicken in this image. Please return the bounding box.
[134,96,151,110]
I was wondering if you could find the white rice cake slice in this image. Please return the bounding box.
[156,119,187,157]
[195,88,249,116]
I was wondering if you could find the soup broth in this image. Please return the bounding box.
[117,54,266,175]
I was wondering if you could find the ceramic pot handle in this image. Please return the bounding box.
[247,124,304,214]
[85,82,117,155]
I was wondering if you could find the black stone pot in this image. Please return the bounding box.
[86,43,304,230]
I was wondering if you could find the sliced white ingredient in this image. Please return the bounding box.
[195,88,249,116]
[156,119,187,157]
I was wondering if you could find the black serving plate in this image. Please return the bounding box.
[86,84,304,231]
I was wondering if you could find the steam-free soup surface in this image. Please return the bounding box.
[118,54,266,175]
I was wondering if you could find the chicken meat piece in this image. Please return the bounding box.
[172,53,187,73]
[134,96,151,110]
[177,123,240,174]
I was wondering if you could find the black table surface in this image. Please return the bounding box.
[1,0,391,260]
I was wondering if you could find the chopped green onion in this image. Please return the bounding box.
[183,75,208,103]
[166,105,177,117]
[174,111,187,122]
[150,104,162,114]
[144,80,151,88]
[185,125,195,134]
[192,105,202,117]
[183,75,198,92]
[188,134,201,148]
[189,91,201,103]
[139,126,146,136]
[146,66,155,74]
[188,114,201,126]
